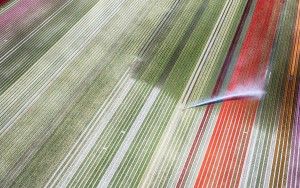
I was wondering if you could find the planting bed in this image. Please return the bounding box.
[0,0,299,187]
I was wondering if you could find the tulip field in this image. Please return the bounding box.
[0,0,299,187]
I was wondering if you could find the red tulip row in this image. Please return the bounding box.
[193,0,285,186]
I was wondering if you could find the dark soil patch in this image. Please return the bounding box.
[0,0,9,6]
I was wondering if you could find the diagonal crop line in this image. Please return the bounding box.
[0,0,19,15]
[0,0,74,63]
[169,0,246,185]
[138,0,244,186]
[0,0,126,137]
[114,0,244,186]
[44,71,133,188]
[45,0,162,185]
[132,0,188,79]
[54,1,180,187]
[67,0,203,186]
[174,0,239,185]
[97,87,160,188]
[193,0,285,185]
[157,0,208,85]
